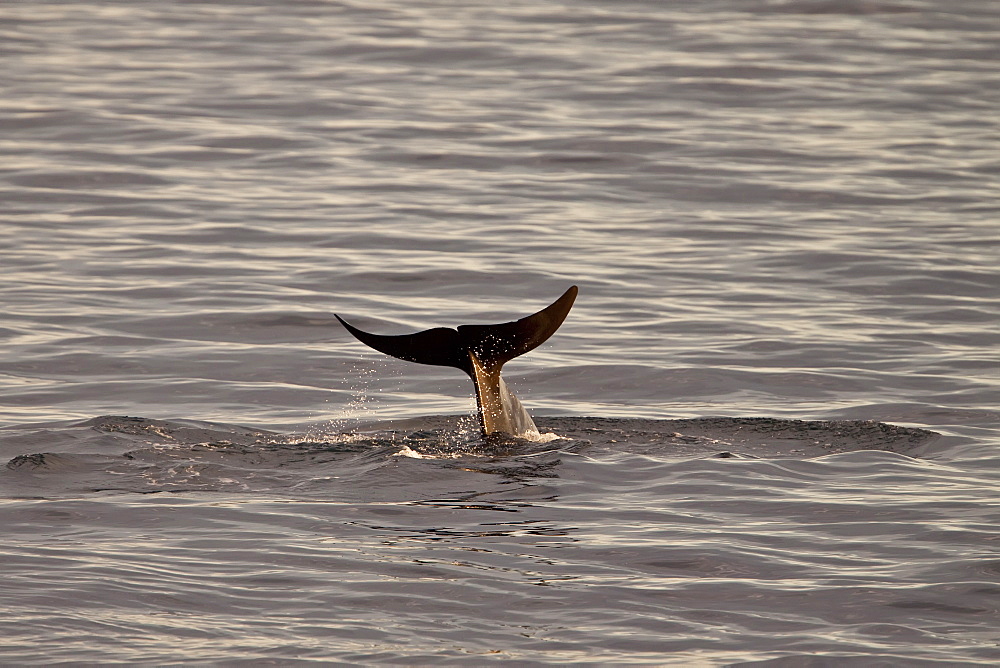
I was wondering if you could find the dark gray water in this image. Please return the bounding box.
[2,1,998,665]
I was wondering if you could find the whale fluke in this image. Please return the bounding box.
[336,286,578,437]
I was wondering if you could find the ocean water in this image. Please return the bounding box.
[2,1,999,665]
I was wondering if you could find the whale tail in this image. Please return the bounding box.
[336,286,578,437]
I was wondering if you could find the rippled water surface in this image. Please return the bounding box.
[2,1,999,665]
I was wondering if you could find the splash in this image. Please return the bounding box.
[304,360,394,442]
[393,444,461,459]
[520,430,566,443]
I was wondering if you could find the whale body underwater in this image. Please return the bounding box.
[336,286,578,438]
[1,286,942,494]
[333,287,938,458]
